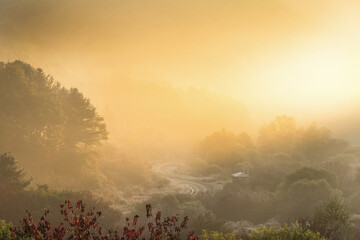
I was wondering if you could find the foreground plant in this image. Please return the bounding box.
[299,198,351,240]
[200,223,325,240]
[12,200,198,240]
[247,223,326,240]
[0,220,13,239]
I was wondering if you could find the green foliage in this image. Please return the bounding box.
[245,153,298,192]
[0,153,121,228]
[284,167,338,190]
[0,153,31,191]
[287,179,335,201]
[0,182,121,230]
[201,224,325,240]
[206,183,276,224]
[282,179,338,220]
[193,115,352,226]
[61,88,108,150]
[191,210,227,234]
[0,220,12,240]
[201,230,237,240]
[0,61,64,162]
[279,167,340,220]
[248,223,326,240]
[311,198,351,240]
[0,61,108,189]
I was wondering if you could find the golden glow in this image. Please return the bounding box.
[0,0,360,141]
[252,43,357,112]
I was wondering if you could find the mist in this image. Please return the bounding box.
[1,1,360,239]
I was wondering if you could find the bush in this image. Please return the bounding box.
[278,167,340,220]
[191,210,227,234]
[207,184,276,224]
[201,230,237,240]
[302,198,351,240]
[283,167,338,190]
[12,200,198,240]
[0,220,12,239]
[200,224,325,240]
[248,223,325,240]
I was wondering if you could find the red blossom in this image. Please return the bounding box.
[12,200,198,240]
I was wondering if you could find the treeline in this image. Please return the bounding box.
[0,60,168,197]
[190,116,360,223]
[0,152,334,239]
[127,116,360,238]
[1,60,360,239]
[145,115,360,238]
[0,152,342,240]
[0,152,121,229]
[0,61,107,189]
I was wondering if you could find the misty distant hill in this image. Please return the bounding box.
[98,78,251,160]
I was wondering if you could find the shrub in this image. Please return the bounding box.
[201,230,237,240]
[0,220,12,239]
[248,223,325,240]
[283,167,338,190]
[12,200,198,240]
[300,198,351,240]
[200,224,325,240]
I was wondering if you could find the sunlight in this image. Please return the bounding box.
[3,1,360,238]
[258,44,356,111]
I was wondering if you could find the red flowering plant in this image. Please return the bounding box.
[11,200,198,240]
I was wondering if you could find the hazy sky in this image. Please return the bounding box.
[1,0,360,139]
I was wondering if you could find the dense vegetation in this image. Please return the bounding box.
[1,60,360,239]
[0,198,347,239]
[0,60,168,196]
[186,116,359,223]
[153,116,360,238]
[0,61,107,189]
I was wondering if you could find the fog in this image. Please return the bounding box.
[1,0,360,143]
[1,1,360,239]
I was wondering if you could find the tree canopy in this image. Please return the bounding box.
[0,152,31,192]
[0,61,108,189]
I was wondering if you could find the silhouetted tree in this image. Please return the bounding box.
[0,152,31,192]
[0,61,108,188]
